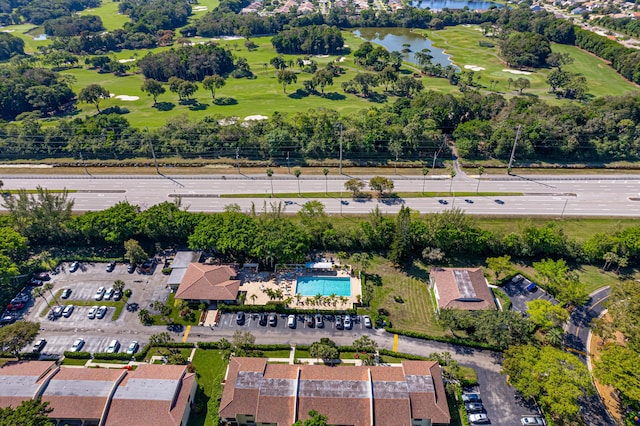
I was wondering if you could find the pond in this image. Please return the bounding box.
[353,27,454,68]
[411,0,501,10]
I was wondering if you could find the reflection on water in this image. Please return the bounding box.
[411,0,501,10]
[33,34,47,40]
[353,28,453,68]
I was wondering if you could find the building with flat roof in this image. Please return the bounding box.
[0,361,196,426]
[219,358,451,426]
[429,267,497,311]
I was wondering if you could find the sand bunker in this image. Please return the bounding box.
[2,29,15,32]
[337,56,346,62]
[118,58,136,63]
[114,95,139,101]
[502,69,532,75]
[192,5,208,11]
[244,115,268,121]
[464,65,485,71]
[211,36,244,41]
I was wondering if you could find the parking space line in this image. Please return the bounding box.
[182,325,191,343]
[393,334,398,352]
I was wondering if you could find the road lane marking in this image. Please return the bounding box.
[393,334,398,352]
[182,325,191,343]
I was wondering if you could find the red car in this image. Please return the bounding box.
[7,302,24,311]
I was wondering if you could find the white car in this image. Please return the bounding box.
[469,413,489,424]
[126,341,139,355]
[94,287,105,301]
[343,315,352,329]
[287,315,296,328]
[52,305,64,317]
[70,338,85,352]
[106,339,120,353]
[521,416,545,426]
[363,315,372,328]
[32,338,46,352]
[87,306,98,319]
[104,288,114,300]
[62,305,74,317]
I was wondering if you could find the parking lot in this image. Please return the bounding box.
[503,275,558,313]
[18,261,171,354]
[217,312,373,334]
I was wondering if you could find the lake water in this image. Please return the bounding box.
[353,28,453,68]
[411,0,501,10]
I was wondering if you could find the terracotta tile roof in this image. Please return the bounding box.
[219,358,450,425]
[175,263,240,301]
[431,267,496,310]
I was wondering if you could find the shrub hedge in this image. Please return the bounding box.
[219,304,356,315]
[385,328,501,352]
[93,352,132,361]
[63,351,91,359]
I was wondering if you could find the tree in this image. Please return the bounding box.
[546,52,574,71]
[415,48,433,68]
[353,335,377,353]
[276,69,297,94]
[389,205,411,265]
[309,340,338,361]
[533,259,588,307]
[149,331,172,346]
[513,77,531,95]
[266,168,274,195]
[345,178,365,197]
[269,55,286,70]
[545,326,564,347]
[449,169,456,195]
[292,410,329,426]
[502,344,592,421]
[353,72,378,97]
[294,168,301,195]
[78,83,110,113]
[546,69,570,94]
[0,321,40,358]
[232,330,255,349]
[178,81,198,101]
[485,255,512,282]
[202,74,225,100]
[138,309,152,325]
[140,79,165,106]
[590,316,614,344]
[2,186,73,243]
[0,399,54,426]
[607,280,640,350]
[113,279,125,293]
[594,344,640,402]
[311,69,333,95]
[124,239,148,264]
[526,299,569,330]
[368,176,394,198]
[322,168,329,195]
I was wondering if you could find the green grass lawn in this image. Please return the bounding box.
[260,349,292,358]
[424,25,637,101]
[145,347,193,362]
[0,24,51,53]
[188,349,227,426]
[367,256,445,336]
[150,293,203,325]
[61,358,89,366]
[78,1,131,32]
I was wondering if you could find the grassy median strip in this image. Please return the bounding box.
[40,298,124,321]
[220,191,523,199]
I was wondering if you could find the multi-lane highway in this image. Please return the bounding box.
[1,172,639,216]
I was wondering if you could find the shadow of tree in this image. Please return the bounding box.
[189,102,208,111]
[214,97,238,106]
[324,92,346,100]
[288,89,309,99]
[154,102,175,111]
[367,92,387,103]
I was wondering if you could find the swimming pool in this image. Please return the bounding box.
[295,276,351,297]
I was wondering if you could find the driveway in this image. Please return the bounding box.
[502,275,558,313]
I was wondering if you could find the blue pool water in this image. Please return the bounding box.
[295,276,351,297]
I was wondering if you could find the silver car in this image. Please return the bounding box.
[87,306,98,319]
[521,416,545,426]
[96,306,107,319]
[71,338,85,352]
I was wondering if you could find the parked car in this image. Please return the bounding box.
[87,306,98,319]
[268,313,277,327]
[315,314,324,328]
[52,305,64,317]
[6,302,24,311]
[307,315,315,328]
[259,313,267,326]
[69,261,80,272]
[139,258,156,274]
[287,314,296,328]
[35,272,50,281]
[104,288,114,300]
[343,315,352,329]
[521,416,545,426]
[28,278,43,286]
[127,263,136,274]
[336,315,343,330]
[106,261,116,272]
[11,294,30,304]
[113,290,122,301]
[71,338,85,352]
[236,312,245,325]
[60,288,72,299]
[126,341,139,355]
[96,306,108,319]
[363,315,372,328]
[511,275,524,283]
[94,286,106,301]
[461,393,481,403]
[32,338,46,353]
[465,402,484,413]
[526,282,538,292]
[469,413,489,424]
[106,339,120,353]
[62,305,74,318]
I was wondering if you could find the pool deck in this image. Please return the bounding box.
[240,268,362,309]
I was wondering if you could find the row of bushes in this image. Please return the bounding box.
[93,352,133,361]
[219,303,357,316]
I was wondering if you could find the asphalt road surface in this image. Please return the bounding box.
[1,173,640,216]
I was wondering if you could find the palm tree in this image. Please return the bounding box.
[476,166,484,194]
[449,169,456,196]
[33,287,52,310]
[323,168,329,195]
[616,256,628,274]
[339,295,348,307]
[546,327,564,348]
[266,168,274,196]
[294,168,301,195]
[250,294,258,305]
[422,167,429,194]
[295,293,302,305]
[43,283,59,307]
[602,252,617,271]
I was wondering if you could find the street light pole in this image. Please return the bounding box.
[338,123,343,175]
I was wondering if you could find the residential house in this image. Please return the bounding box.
[429,267,497,311]
[175,263,240,305]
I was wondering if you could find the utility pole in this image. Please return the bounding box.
[561,198,568,219]
[236,147,240,174]
[287,152,290,174]
[338,123,343,175]
[431,137,446,173]
[508,125,522,173]
[147,127,159,174]
[79,151,89,176]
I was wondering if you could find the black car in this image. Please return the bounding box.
[438,199,448,205]
[307,315,315,328]
[106,261,116,272]
[127,263,136,274]
[315,314,324,328]
[494,199,505,205]
[236,311,245,325]
[259,313,267,326]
